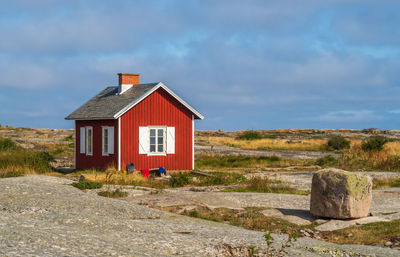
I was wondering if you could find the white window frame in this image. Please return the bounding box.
[102,126,109,156]
[148,126,166,156]
[86,126,93,156]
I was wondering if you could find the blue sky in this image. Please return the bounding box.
[1,0,400,131]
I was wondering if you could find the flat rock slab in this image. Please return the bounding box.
[128,191,311,210]
[0,175,283,256]
[261,209,315,226]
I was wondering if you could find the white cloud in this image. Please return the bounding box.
[315,110,383,123]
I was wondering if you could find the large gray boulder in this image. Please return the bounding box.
[310,168,372,219]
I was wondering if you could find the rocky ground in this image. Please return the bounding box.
[195,145,340,159]
[123,178,400,231]
[1,175,399,257]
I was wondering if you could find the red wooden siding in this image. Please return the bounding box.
[75,120,118,170]
[121,87,193,170]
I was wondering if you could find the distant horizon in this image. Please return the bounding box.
[2,124,399,132]
[1,1,399,131]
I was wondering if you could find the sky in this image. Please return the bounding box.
[0,0,400,131]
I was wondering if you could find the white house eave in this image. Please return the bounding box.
[113,82,204,120]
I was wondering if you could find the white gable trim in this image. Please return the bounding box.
[118,117,121,171]
[113,82,204,120]
[192,115,195,170]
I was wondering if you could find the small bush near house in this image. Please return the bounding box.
[327,135,350,150]
[315,155,338,167]
[72,181,103,190]
[98,188,128,198]
[361,136,389,151]
[236,131,263,140]
[169,172,192,187]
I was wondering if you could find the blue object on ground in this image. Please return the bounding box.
[159,167,166,175]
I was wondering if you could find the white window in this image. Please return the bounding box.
[86,126,93,155]
[139,126,175,155]
[150,128,165,154]
[102,126,114,156]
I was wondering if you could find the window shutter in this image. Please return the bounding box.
[108,126,114,154]
[166,127,175,154]
[80,127,86,154]
[138,127,148,154]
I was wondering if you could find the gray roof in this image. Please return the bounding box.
[65,83,158,120]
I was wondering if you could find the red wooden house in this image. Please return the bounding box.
[66,73,203,171]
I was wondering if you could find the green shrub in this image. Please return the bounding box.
[0,137,17,151]
[361,136,388,151]
[236,131,263,140]
[72,181,103,190]
[315,155,338,167]
[169,172,192,187]
[197,171,246,186]
[0,150,54,173]
[189,209,198,217]
[327,135,350,150]
[64,135,74,142]
[98,188,128,198]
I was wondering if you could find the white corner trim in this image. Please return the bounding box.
[192,115,195,170]
[118,117,121,171]
[113,82,204,120]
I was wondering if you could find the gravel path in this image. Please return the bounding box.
[1,175,398,256]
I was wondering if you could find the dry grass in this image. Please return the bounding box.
[167,206,310,237]
[337,142,400,171]
[81,168,168,189]
[198,136,327,151]
[321,219,400,245]
[373,177,400,189]
[170,206,400,246]
[0,165,37,178]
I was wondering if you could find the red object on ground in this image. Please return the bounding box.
[140,169,150,179]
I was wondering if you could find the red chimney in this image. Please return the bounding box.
[118,73,140,94]
[118,73,140,85]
